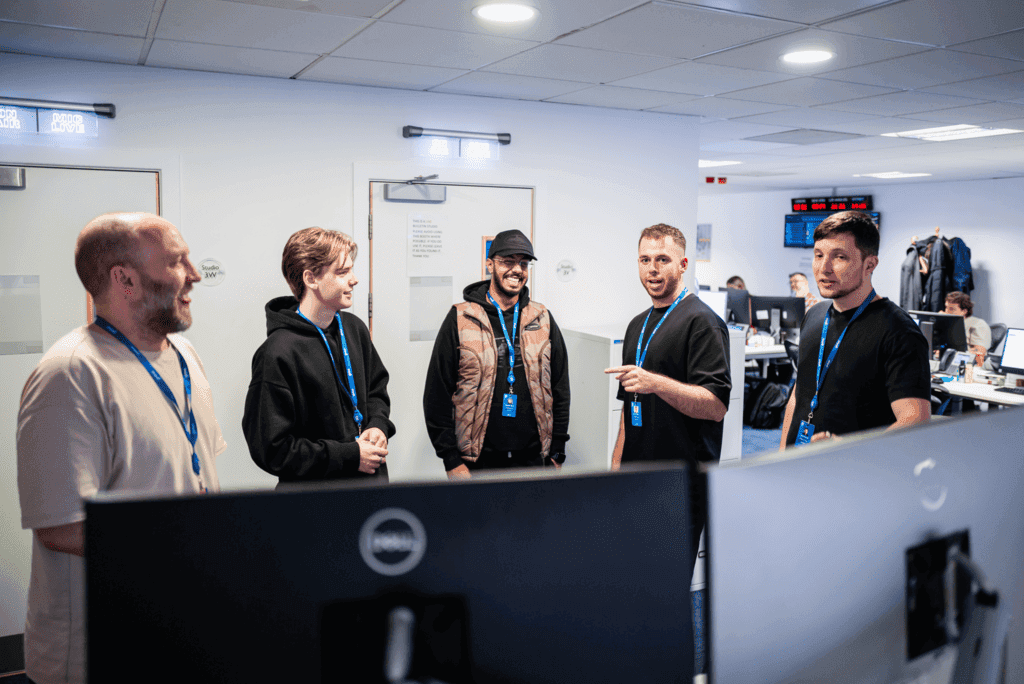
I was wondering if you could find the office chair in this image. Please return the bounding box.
[989,323,1008,353]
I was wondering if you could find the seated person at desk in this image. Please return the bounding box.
[789,271,820,313]
[944,291,991,365]
[726,275,746,290]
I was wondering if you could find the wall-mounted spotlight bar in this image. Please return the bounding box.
[0,96,116,118]
[403,126,510,145]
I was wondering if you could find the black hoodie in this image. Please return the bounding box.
[423,281,570,471]
[242,296,395,483]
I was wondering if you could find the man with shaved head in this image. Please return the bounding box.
[16,212,226,684]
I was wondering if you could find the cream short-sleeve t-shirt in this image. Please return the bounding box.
[17,324,226,684]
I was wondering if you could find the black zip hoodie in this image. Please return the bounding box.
[242,296,395,483]
[423,281,570,471]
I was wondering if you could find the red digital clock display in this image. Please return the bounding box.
[792,195,872,213]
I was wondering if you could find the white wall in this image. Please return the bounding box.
[697,178,1024,328]
[3,53,699,493]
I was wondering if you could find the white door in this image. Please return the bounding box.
[367,181,534,481]
[0,165,159,639]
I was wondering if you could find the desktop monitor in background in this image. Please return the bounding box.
[726,288,751,326]
[86,467,694,684]
[909,310,968,354]
[707,408,1024,684]
[749,295,804,341]
[698,289,728,322]
[999,327,1024,385]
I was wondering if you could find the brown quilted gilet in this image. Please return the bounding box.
[452,300,553,461]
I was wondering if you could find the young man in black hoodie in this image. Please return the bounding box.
[243,227,394,483]
[423,229,570,479]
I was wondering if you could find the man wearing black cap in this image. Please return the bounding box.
[423,229,570,479]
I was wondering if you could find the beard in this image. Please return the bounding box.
[820,273,862,302]
[492,272,525,299]
[138,272,191,335]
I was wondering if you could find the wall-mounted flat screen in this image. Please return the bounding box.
[785,211,881,248]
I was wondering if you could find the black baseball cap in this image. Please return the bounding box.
[488,229,536,260]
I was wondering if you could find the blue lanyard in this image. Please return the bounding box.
[635,289,688,370]
[486,293,520,389]
[93,316,200,477]
[297,310,363,432]
[809,289,876,416]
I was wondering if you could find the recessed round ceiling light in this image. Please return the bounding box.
[472,3,538,23]
[782,50,834,64]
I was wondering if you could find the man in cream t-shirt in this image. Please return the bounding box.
[16,212,226,684]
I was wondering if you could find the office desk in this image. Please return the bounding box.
[745,344,788,360]
[938,381,1024,408]
[745,345,789,378]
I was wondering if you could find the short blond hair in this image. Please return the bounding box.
[281,227,357,300]
[639,223,686,253]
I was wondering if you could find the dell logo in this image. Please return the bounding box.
[359,508,427,576]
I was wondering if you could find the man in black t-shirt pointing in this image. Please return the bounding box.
[781,211,931,449]
[606,223,731,560]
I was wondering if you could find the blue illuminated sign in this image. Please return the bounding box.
[0,105,38,136]
[38,108,98,138]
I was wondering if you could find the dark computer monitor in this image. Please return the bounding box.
[909,310,968,353]
[749,295,805,337]
[998,327,1024,377]
[726,288,751,326]
[85,467,695,684]
[708,409,1024,683]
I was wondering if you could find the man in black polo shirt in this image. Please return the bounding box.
[606,223,731,560]
[781,211,930,448]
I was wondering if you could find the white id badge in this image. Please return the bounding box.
[502,393,517,418]
[795,420,815,445]
[630,401,642,427]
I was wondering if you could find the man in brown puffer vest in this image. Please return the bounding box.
[423,229,570,479]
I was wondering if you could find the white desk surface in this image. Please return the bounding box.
[937,380,1024,407]
[745,344,787,358]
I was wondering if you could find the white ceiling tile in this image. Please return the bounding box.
[724,77,897,106]
[817,50,1024,90]
[815,116,954,135]
[608,61,794,96]
[157,0,369,53]
[381,0,647,43]
[700,119,792,141]
[901,102,1024,124]
[701,140,795,152]
[146,39,316,76]
[950,28,1024,62]
[332,21,540,69]
[221,0,393,18]
[821,0,1024,47]
[556,2,799,60]
[485,45,680,84]
[0,0,156,36]
[429,72,587,100]
[745,129,865,144]
[543,85,698,110]
[649,97,794,118]
[819,91,989,116]
[0,22,145,64]
[298,56,468,89]
[696,29,929,75]
[920,71,1024,102]
[668,0,892,25]
[735,107,877,127]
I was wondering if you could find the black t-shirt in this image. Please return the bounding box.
[483,303,539,452]
[785,297,931,445]
[617,294,732,466]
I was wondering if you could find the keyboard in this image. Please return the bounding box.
[995,386,1024,395]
